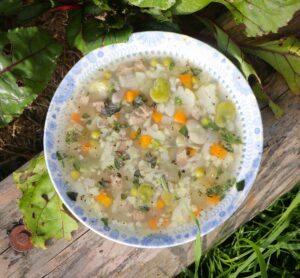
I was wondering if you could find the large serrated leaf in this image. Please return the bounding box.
[0,0,23,16]
[0,27,62,127]
[13,155,78,249]
[200,18,283,118]
[127,0,176,10]
[172,0,212,15]
[172,0,300,37]
[66,9,132,55]
[245,37,300,95]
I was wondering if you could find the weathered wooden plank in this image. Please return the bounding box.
[0,70,299,277]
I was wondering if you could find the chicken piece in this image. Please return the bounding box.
[79,95,89,105]
[110,173,123,191]
[134,60,147,71]
[131,210,146,221]
[117,141,128,152]
[117,63,134,76]
[176,148,188,167]
[112,91,124,104]
[92,101,105,112]
[128,105,152,125]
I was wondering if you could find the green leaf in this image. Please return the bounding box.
[199,18,283,118]
[0,0,23,16]
[223,0,300,37]
[172,0,212,15]
[13,155,78,249]
[0,27,62,127]
[179,125,188,137]
[173,1,300,37]
[67,9,132,55]
[127,0,176,10]
[241,239,268,278]
[245,37,300,95]
[16,2,51,22]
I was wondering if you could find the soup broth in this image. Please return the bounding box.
[57,57,243,234]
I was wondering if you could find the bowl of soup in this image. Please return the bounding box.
[44,32,263,248]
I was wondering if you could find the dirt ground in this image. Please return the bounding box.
[0,12,81,180]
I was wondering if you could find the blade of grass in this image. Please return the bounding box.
[241,239,268,278]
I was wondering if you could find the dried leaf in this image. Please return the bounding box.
[13,155,78,249]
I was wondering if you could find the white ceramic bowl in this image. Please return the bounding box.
[44,31,263,248]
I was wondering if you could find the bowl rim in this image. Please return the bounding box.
[44,31,263,248]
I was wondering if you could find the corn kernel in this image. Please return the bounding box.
[194,167,206,179]
[91,130,101,140]
[162,57,172,68]
[192,76,200,84]
[70,170,80,180]
[150,58,159,67]
[200,116,210,127]
[102,71,112,79]
[89,139,98,147]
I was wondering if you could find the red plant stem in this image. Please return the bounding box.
[48,5,82,12]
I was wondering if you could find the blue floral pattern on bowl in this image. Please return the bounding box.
[44,31,263,248]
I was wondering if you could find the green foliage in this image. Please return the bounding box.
[0,0,23,16]
[245,37,300,95]
[200,18,283,118]
[182,184,300,277]
[66,8,132,55]
[173,0,300,37]
[13,155,78,249]
[0,27,62,127]
[128,0,176,10]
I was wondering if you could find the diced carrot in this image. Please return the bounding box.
[95,192,113,207]
[173,110,187,124]
[139,135,153,148]
[71,112,81,124]
[207,195,220,204]
[129,130,137,140]
[81,143,92,154]
[179,74,193,89]
[156,199,165,209]
[148,218,158,230]
[187,147,197,156]
[124,90,139,102]
[152,111,163,123]
[193,207,203,217]
[209,143,227,159]
[160,218,171,229]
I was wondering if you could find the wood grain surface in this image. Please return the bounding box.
[0,72,299,278]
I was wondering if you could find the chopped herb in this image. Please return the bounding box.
[178,170,182,178]
[134,169,143,178]
[175,97,183,105]
[207,178,237,199]
[191,67,202,76]
[114,158,124,170]
[169,61,175,70]
[113,121,122,132]
[86,119,92,125]
[108,84,116,94]
[73,160,80,171]
[121,193,128,200]
[101,217,109,227]
[121,152,130,161]
[101,100,122,117]
[82,113,90,119]
[65,130,78,144]
[66,191,78,201]
[217,167,224,177]
[236,180,245,191]
[223,142,234,153]
[160,175,170,192]
[179,125,189,137]
[56,151,66,167]
[221,129,242,145]
[133,176,140,187]
[136,127,142,139]
[97,179,110,188]
[145,152,157,168]
[139,206,150,212]
[132,95,144,109]
[175,196,181,200]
